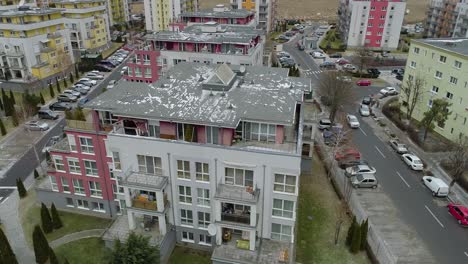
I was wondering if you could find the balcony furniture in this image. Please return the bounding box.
[236,239,249,250]
[223,230,232,243]
[279,249,289,263]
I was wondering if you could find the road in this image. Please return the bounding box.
[283,27,468,263]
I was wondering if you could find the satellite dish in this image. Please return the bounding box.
[239,66,246,74]
[207,224,217,236]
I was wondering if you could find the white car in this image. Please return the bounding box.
[401,153,424,171]
[107,80,117,89]
[121,66,129,75]
[86,72,105,80]
[24,121,49,131]
[78,78,97,86]
[422,176,449,197]
[389,139,408,154]
[345,164,377,177]
[312,52,325,59]
[380,87,398,96]
[359,104,370,116]
[63,89,81,98]
[346,114,360,128]
[343,64,357,71]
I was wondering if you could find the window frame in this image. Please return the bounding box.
[67,158,81,174]
[225,167,254,187]
[67,134,77,152]
[197,188,210,207]
[195,162,209,182]
[53,155,65,172]
[199,234,212,246]
[177,160,191,180]
[84,160,99,177]
[112,151,121,171]
[181,231,194,242]
[273,174,297,194]
[197,211,210,228]
[271,223,292,242]
[61,176,70,193]
[72,179,85,195]
[79,137,94,154]
[272,198,294,219]
[178,185,192,204]
[50,176,58,191]
[435,71,443,79]
[449,76,458,85]
[88,181,102,198]
[180,209,193,226]
[454,60,462,69]
[137,155,162,175]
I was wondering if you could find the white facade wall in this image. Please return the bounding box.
[346,1,370,47]
[454,3,468,37]
[382,2,406,50]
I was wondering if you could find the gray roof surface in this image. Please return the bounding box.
[181,8,253,19]
[87,63,310,128]
[414,38,468,57]
[0,8,62,17]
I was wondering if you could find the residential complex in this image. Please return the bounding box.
[179,4,256,27]
[230,0,277,32]
[337,0,406,50]
[143,0,198,32]
[399,38,468,141]
[107,0,130,25]
[425,0,468,38]
[124,22,265,83]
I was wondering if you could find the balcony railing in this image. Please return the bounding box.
[221,213,250,225]
[132,199,157,210]
[66,120,95,130]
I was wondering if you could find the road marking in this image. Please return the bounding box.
[1,197,8,204]
[396,171,411,188]
[359,127,368,136]
[374,146,386,158]
[464,251,468,257]
[424,205,445,228]
[0,186,17,190]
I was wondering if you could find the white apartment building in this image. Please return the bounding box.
[97,63,310,263]
[230,0,276,32]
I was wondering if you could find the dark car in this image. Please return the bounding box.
[392,68,404,75]
[367,68,381,78]
[329,53,342,58]
[78,98,89,108]
[99,60,115,68]
[368,68,381,75]
[362,96,372,105]
[57,94,78,102]
[320,61,336,69]
[38,109,59,120]
[94,65,112,72]
[396,73,404,81]
[49,102,72,111]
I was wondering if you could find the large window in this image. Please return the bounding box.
[73,179,85,195]
[271,223,292,242]
[274,174,296,194]
[206,126,219,144]
[68,158,81,174]
[137,155,162,175]
[112,152,121,171]
[180,209,193,226]
[449,76,458,85]
[148,122,160,138]
[197,188,210,207]
[435,71,443,79]
[454,60,462,69]
[250,122,276,142]
[77,199,89,209]
[68,134,77,152]
[53,156,65,172]
[272,199,294,219]
[79,137,94,154]
[89,181,102,197]
[198,212,210,228]
[195,162,209,182]
[439,55,446,63]
[225,168,253,187]
[91,202,105,212]
[182,231,194,242]
[50,176,58,191]
[178,186,192,204]
[84,160,98,176]
[61,177,70,193]
[177,160,190,179]
[199,234,212,245]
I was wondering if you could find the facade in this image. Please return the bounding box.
[0,6,75,84]
[143,0,198,32]
[124,22,265,82]
[399,38,468,141]
[230,0,276,32]
[338,0,406,50]
[179,4,255,27]
[425,0,468,38]
[52,0,111,57]
[107,0,129,25]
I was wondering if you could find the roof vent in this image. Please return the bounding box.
[198,75,205,82]
[250,80,254,84]
[227,103,234,110]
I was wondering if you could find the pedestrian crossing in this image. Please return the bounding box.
[300,69,323,77]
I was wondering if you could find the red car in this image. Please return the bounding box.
[356,79,371,86]
[336,58,350,65]
[335,148,361,161]
[447,203,468,226]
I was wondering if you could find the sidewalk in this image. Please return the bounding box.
[50,229,105,248]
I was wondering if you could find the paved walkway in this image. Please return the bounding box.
[50,229,105,248]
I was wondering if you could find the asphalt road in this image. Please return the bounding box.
[282,26,468,263]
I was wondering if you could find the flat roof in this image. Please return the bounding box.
[87,63,310,128]
[413,38,468,57]
[181,8,254,19]
[0,8,62,17]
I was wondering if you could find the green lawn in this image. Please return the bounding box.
[295,154,371,264]
[320,29,344,50]
[55,237,111,264]
[168,246,211,264]
[102,42,124,59]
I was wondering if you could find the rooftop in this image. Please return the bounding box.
[87,63,310,128]
[413,38,468,57]
[0,7,62,17]
[181,8,254,19]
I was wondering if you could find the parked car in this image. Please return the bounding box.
[121,66,129,75]
[346,114,360,128]
[343,64,357,71]
[42,136,60,153]
[277,51,290,58]
[76,80,94,88]
[278,35,290,41]
[107,80,117,89]
[63,89,81,98]
[339,159,368,170]
[319,61,336,69]
[73,86,88,95]
[77,78,96,86]
[24,121,49,131]
[38,109,59,120]
[86,72,105,80]
[422,176,449,197]
[98,60,116,68]
[395,73,404,81]
[359,104,370,116]
[447,203,468,226]
[312,52,326,59]
[356,79,371,86]
[78,98,90,108]
[318,118,332,130]
[392,68,404,75]
[281,58,296,67]
[367,68,381,78]
[94,65,112,72]
[329,53,342,58]
[73,84,91,91]
[57,94,77,102]
[345,164,377,177]
[389,140,408,154]
[49,102,72,111]
[401,153,424,171]
[336,58,350,65]
[335,148,361,161]
[351,174,378,189]
[380,87,398,96]
[362,96,372,105]
[337,76,352,82]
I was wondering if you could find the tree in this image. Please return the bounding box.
[11,107,19,126]
[57,47,72,91]
[0,228,18,264]
[420,99,451,141]
[350,220,361,253]
[75,64,80,78]
[0,118,6,136]
[401,76,425,122]
[48,83,55,98]
[319,71,354,123]
[39,93,45,105]
[346,216,357,247]
[56,78,61,94]
[69,72,74,83]
[111,232,160,264]
[9,90,15,105]
[34,169,40,179]
[74,107,86,121]
[352,46,372,77]
[360,218,369,251]
[49,247,59,264]
[50,203,63,229]
[446,135,468,192]
[21,92,41,117]
[2,88,13,116]
[16,178,27,198]
[40,203,53,234]
[32,225,50,264]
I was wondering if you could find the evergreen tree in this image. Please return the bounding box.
[49,247,59,264]
[32,225,50,264]
[64,258,70,264]
[56,79,61,94]
[69,72,74,83]
[39,93,45,105]
[11,107,19,127]
[9,90,15,105]
[40,203,53,234]
[0,97,3,111]
[350,221,361,253]
[74,107,86,121]
[75,64,80,77]
[49,83,55,98]
[16,178,27,198]
[360,219,369,251]
[50,203,63,229]
[0,118,6,136]
[34,169,40,179]
[2,89,12,116]
[112,233,160,264]
[0,228,18,264]
[346,216,357,247]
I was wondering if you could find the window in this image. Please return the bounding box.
[50,176,58,191]
[79,137,94,154]
[68,158,81,174]
[178,186,192,204]
[371,6,375,10]
[196,162,209,182]
[274,174,297,194]
[244,122,276,142]
[408,74,414,81]
[382,6,387,11]
[148,123,160,138]
[271,223,292,242]
[199,234,212,245]
[197,188,210,207]
[225,168,254,187]
[84,160,98,176]
[137,155,162,175]
[182,231,194,242]
[180,209,193,225]
[177,160,191,179]
[439,55,446,63]
[77,199,89,209]
[53,156,65,171]
[112,152,121,171]
[206,126,219,144]
[73,179,85,195]
[89,181,102,197]
[449,76,458,85]
[144,68,151,78]
[91,202,105,212]
[431,86,439,93]
[413,47,420,54]
[273,199,294,219]
[428,99,433,107]
[68,134,77,152]
[454,60,462,69]
[198,212,210,228]
[66,198,74,207]
[410,61,416,68]
[435,71,443,79]
[446,92,453,100]
[61,177,70,193]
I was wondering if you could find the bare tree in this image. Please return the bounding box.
[351,46,372,77]
[318,71,354,124]
[446,135,468,192]
[56,46,73,83]
[401,76,425,122]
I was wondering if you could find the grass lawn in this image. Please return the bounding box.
[55,237,111,264]
[320,29,344,51]
[295,153,371,264]
[102,42,124,59]
[168,246,211,264]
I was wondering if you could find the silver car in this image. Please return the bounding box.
[24,121,49,131]
[359,104,370,116]
[351,174,378,189]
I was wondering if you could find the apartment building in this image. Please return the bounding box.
[337,0,406,50]
[123,22,264,83]
[0,6,74,84]
[0,0,36,10]
[425,0,468,38]
[52,0,111,57]
[399,38,468,141]
[143,0,198,32]
[179,4,255,27]
[107,0,129,25]
[230,0,276,32]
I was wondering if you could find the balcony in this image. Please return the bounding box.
[120,169,168,191]
[215,184,260,204]
[221,212,250,225]
[6,51,24,57]
[47,32,62,39]
[131,199,157,211]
